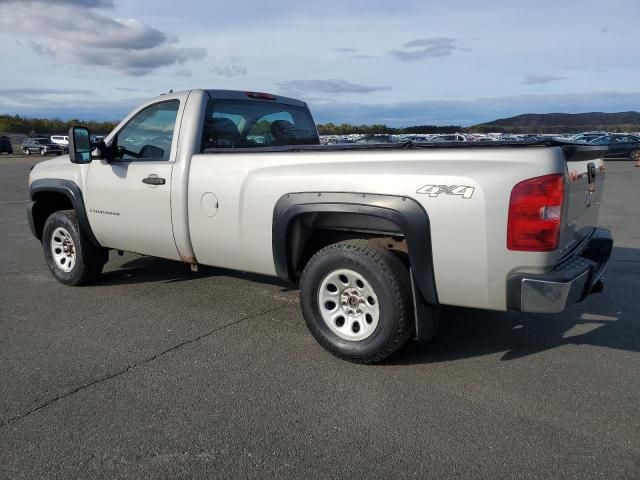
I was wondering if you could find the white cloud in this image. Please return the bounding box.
[211,58,248,78]
[389,37,467,61]
[523,75,567,85]
[277,79,391,95]
[0,1,205,75]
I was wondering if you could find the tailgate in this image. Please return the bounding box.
[558,145,608,257]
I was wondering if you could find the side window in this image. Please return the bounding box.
[116,100,180,161]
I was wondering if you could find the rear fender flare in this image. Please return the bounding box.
[272,192,438,305]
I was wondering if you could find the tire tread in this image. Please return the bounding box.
[300,239,414,364]
[43,210,107,286]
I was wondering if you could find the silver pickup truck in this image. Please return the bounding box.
[27,89,613,363]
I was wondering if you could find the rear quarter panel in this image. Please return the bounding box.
[188,146,566,311]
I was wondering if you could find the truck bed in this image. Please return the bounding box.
[203,139,603,154]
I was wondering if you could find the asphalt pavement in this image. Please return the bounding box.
[0,154,638,479]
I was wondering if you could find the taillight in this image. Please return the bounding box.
[507,173,564,251]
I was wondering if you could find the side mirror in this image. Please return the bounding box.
[68,126,92,164]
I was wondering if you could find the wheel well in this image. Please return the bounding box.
[273,192,438,305]
[31,191,73,240]
[286,212,409,277]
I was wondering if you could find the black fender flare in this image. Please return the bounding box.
[272,192,438,305]
[29,179,102,247]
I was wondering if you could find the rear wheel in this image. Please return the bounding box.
[42,210,108,285]
[40,148,46,156]
[23,148,30,156]
[300,239,414,363]
[630,149,639,162]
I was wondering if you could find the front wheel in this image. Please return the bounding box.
[630,149,640,162]
[40,148,46,156]
[42,210,108,285]
[299,240,414,363]
[23,148,30,156]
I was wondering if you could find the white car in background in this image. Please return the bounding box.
[50,135,69,152]
[50,135,68,146]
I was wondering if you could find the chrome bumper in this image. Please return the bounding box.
[507,228,613,314]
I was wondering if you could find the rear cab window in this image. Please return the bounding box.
[201,98,319,151]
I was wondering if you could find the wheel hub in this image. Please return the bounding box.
[318,269,380,341]
[341,288,364,314]
[50,227,76,273]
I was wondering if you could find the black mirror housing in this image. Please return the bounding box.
[95,140,113,162]
[68,126,92,164]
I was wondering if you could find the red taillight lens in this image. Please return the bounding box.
[507,173,564,251]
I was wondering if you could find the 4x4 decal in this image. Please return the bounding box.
[416,184,475,199]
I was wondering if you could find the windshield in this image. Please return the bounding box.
[201,99,319,150]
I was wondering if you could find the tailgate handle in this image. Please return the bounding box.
[587,162,596,184]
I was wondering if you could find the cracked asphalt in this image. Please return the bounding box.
[0,155,639,479]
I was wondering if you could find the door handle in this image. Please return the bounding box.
[142,175,166,186]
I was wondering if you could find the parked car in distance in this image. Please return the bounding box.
[431,134,468,142]
[21,137,64,156]
[590,134,640,160]
[0,135,13,155]
[50,135,69,153]
[356,134,400,144]
[571,132,608,143]
[90,135,105,147]
[50,135,69,145]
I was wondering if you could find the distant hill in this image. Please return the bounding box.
[472,111,640,134]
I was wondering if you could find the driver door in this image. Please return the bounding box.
[85,99,183,259]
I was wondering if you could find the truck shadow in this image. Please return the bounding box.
[391,246,640,364]
[95,255,295,290]
[95,247,638,364]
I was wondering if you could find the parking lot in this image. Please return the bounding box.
[0,154,638,478]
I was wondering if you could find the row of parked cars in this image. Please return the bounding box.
[0,134,69,156]
[320,131,640,160]
[2,130,639,161]
[569,132,640,160]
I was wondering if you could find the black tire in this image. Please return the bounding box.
[630,149,639,161]
[23,148,30,156]
[42,210,108,286]
[40,148,46,156]
[300,239,414,364]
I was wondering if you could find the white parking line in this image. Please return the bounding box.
[0,200,29,205]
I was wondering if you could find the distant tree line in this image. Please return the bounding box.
[0,114,117,135]
[2,113,638,137]
[468,124,640,134]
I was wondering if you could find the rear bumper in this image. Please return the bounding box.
[507,228,613,313]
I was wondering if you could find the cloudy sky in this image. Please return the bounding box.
[0,0,638,126]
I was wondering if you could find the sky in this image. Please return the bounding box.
[0,0,638,126]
